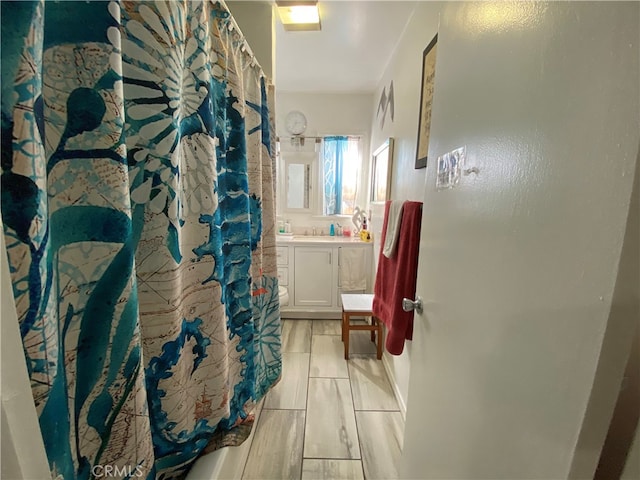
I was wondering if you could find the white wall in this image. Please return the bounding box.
[276,92,373,234]
[368,2,442,413]
[225,1,275,80]
[398,1,639,478]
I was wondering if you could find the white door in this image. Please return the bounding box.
[398,3,638,479]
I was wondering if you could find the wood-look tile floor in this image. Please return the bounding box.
[242,319,404,480]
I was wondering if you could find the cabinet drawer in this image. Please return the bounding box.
[278,267,289,286]
[276,246,289,265]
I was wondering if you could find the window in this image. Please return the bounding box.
[322,136,361,216]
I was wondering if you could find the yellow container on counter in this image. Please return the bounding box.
[359,230,372,242]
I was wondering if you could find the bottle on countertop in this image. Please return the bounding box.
[362,214,368,231]
[329,223,335,236]
[285,220,291,233]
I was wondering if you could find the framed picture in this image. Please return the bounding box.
[415,34,438,169]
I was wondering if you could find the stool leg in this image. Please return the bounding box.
[344,313,350,360]
[370,315,375,342]
[376,318,383,360]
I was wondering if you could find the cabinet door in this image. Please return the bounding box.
[294,247,334,307]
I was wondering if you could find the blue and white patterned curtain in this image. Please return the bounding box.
[1,1,281,478]
[322,135,348,215]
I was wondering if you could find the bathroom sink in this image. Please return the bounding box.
[292,235,338,242]
[276,234,367,244]
[292,235,362,243]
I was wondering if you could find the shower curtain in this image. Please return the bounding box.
[1,1,281,478]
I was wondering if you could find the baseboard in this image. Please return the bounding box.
[281,310,341,319]
[382,353,407,422]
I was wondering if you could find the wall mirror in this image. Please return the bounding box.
[371,137,394,203]
[280,149,316,212]
[286,161,310,209]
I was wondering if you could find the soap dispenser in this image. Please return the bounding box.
[329,224,335,236]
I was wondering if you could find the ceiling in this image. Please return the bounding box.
[275,1,419,93]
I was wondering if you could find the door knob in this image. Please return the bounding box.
[402,297,423,314]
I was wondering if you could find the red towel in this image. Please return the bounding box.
[373,201,422,355]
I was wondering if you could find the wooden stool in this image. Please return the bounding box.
[341,293,383,360]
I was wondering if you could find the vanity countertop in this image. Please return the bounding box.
[276,235,372,246]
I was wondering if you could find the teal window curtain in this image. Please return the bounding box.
[323,136,349,215]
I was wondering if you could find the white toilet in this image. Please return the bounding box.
[278,286,289,307]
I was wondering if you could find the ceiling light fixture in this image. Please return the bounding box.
[276,1,321,31]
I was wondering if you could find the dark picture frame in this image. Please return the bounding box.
[415,34,438,169]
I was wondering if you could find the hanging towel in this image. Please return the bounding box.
[373,200,423,355]
[382,201,404,258]
[340,247,368,290]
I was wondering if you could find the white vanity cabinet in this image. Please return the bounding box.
[277,237,373,318]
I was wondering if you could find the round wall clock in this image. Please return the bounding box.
[285,110,307,135]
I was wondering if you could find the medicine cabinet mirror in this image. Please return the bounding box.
[371,137,394,203]
[281,150,315,212]
[287,161,310,209]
